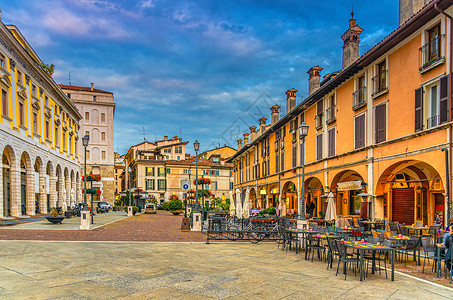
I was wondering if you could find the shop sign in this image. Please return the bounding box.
[259,189,267,195]
[271,188,279,194]
[337,180,362,191]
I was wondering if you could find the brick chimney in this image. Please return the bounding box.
[285,88,297,113]
[270,105,280,125]
[341,11,363,69]
[258,117,267,135]
[243,133,249,145]
[90,83,94,91]
[307,66,323,95]
[249,126,257,141]
[399,0,428,26]
[164,136,168,141]
[237,139,243,149]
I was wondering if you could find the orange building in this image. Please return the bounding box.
[230,0,453,226]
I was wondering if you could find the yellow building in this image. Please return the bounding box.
[230,0,453,226]
[1,22,81,217]
[199,144,237,160]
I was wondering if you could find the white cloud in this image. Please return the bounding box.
[141,0,155,9]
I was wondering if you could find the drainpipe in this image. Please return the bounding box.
[435,3,453,222]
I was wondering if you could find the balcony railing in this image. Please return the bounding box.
[427,115,440,129]
[326,105,336,124]
[371,70,388,97]
[315,114,323,130]
[419,35,445,72]
[353,86,367,110]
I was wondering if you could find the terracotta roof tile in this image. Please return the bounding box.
[59,84,112,94]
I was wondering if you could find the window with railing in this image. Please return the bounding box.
[326,105,336,124]
[316,100,323,130]
[420,25,444,71]
[315,114,323,129]
[371,68,388,97]
[353,86,367,110]
[427,115,440,129]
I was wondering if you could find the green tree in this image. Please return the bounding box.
[219,198,230,211]
[40,63,55,76]
[168,200,183,211]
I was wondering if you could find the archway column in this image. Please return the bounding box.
[0,161,3,217]
[39,174,47,214]
[26,172,35,215]
[10,169,21,217]
[49,176,57,209]
[70,176,75,206]
[65,174,70,206]
[58,175,64,207]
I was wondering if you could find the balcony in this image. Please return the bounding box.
[315,114,323,130]
[419,35,445,73]
[427,115,440,129]
[371,70,388,98]
[326,105,336,124]
[353,86,367,110]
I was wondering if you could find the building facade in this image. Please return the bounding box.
[114,152,125,199]
[230,0,453,226]
[60,84,115,204]
[0,21,82,217]
[199,144,237,160]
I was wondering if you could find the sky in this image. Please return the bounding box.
[1,0,398,155]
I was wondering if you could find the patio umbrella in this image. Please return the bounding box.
[164,191,169,202]
[229,190,236,217]
[236,189,243,219]
[325,192,337,221]
[280,196,287,217]
[242,188,250,219]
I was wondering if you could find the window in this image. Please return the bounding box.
[158,167,166,176]
[372,61,388,96]
[328,127,335,157]
[0,53,4,68]
[70,137,73,155]
[33,113,38,134]
[2,89,8,116]
[158,179,166,190]
[101,132,105,142]
[32,85,36,96]
[375,103,386,143]
[212,181,218,190]
[316,133,323,160]
[166,168,171,174]
[316,101,323,129]
[428,25,441,61]
[428,84,439,128]
[55,127,59,146]
[230,182,233,190]
[85,112,89,120]
[175,146,182,153]
[275,153,279,173]
[93,96,96,101]
[67,93,71,99]
[86,150,90,159]
[145,179,155,190]
[183,169,188,174]
[326,95,336,123]
[101,113,105,122]
[164,148,171,153]
[63,131,67,150]
[17,70,22,85]
[354,114,366,149]
[19,102,24,126]
[45,120,50,139]
[45,96,49,107]
[102,151,106,160]
[146,167,155,176]
[353,75,366,109]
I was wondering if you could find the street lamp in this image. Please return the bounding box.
[82,135,89,211]
[194,140,200,212]
[298,122,309,220]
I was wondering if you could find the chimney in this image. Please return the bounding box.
[285,88,297,113]
[249,126,257,141]
[243,133,249,145]
[399,0,428,26]
[307,66,323,95]
[90,83,94,91]
[164,136,168,141]
[341,11,363,69]
[237,139,243,149]
[258,117,267,134]
[173,136,178,140]
[270,105,280,125]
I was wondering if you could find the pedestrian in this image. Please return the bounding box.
[445,227,453,274]
[443,217,453,244]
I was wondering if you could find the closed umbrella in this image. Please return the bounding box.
[325,192,337,221]
[242,188,250,219]
[236,189,243,219]
[229,190,235,217]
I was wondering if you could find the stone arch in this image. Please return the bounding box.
[2,145,16,217]
[330,170,364,217]
[34,156,45,214]
[249,187,257,208]
[305,177,323,218]
[282,180,297,217]
[20,151,34,215]
[45,160,53,212]
[375,160,443,225]
[91,109,100,124]
[63,167,69,208]
[70,170,75,207]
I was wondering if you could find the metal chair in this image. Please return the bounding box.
[307,234,325,262]
[335,241,360,280]
[326,237,341,269]
[421,237,443,273]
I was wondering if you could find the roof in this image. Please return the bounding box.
[166,157,233,167]
[59,84,113,94]
[228,0,452,162]
[154,141,189,150]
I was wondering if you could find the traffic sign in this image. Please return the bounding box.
[181,180,190,191]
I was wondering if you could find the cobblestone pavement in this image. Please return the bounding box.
[0,211,205,242]
[0,241,452,299]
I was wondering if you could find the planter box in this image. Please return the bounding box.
[46,216,65,224]
[171,210,183,215]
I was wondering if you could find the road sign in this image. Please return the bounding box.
[181,180,190,191]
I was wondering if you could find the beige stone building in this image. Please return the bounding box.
[0,20,82,217]
[60,84,115,204]
[114,152,125,199]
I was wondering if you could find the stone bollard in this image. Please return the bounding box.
[191,211,202,231]
[80,210,90,230]
[127,206,133,217]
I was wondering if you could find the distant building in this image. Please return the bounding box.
[199,144,237,160]
[114,152,125,199]
[60,84,115,204]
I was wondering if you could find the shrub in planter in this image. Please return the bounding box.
[123,206,139,215]
[168,200,183,211]
[161,202,170,211]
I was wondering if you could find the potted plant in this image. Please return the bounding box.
[168,199,183,215]
[46,208,65,224]
[123,206,139,215]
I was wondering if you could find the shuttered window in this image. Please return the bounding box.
[275,153,279,173]
[355,114,365,149]
[440,75,449,124]
[292,145,297,168]
[375,104,386,143]
[300,142,304,166]
[316,133,323,160]
[280,151,285,171]
[300,112,305,124]
[415,87,423,131]
[328,128,335,157]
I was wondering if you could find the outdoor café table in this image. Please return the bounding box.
[435,243,446,278]
[341,241,395,281]
[287,228,318,259]
[388,235,421,265]
[361,221,382,231]
[405,226,429,236]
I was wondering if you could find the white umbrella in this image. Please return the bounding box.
[325,192,337,221]
[229,190,235,217]
[280,195,287,217]
[236,189,243,219]
[164,191,169,202]
[178,192,183,200]
[242,188,250,219]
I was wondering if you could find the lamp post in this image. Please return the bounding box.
[82,135,89,211]
[298,122,309,220]
[194,140,200,212]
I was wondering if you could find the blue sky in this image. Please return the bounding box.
[2,0,398,155]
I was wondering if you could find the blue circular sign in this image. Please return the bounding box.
[183,184,189,190]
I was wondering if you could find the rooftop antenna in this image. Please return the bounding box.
[351,2,354,18]
[143,127,146,141]
[68,71,72,85]
[179,127,183,138]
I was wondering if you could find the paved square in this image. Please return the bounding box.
[0,241,452,299]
